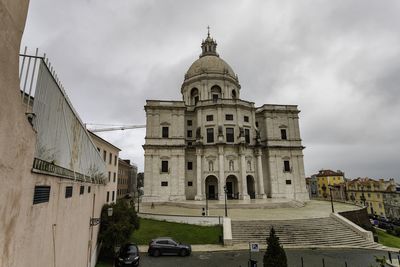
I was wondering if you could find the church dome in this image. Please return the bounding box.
[185,55,236,80]
[184,29,237,81]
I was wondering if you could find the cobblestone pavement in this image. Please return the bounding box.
[139,248,396,267]
[139,200,360,220]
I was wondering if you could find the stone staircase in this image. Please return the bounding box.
[231,217,382,248]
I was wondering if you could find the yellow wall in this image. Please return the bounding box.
[347,190,386,217]
[317,175,345,197]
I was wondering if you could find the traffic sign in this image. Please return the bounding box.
[250,243,259,252]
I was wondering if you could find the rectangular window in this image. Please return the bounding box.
[88,186,91,193]
[161,161,169,172]
[206,115,213,121]
[114,155,117,166]
[108,171,111,182]
[255,121,259,127]
[187,120,192,126]
[162,126,169,138]
[286,180,292,185]
[244,116,249,122]
[109,152,112,164]
[187,130,192,138]
[112,191,115,201]
[187,161,193,170]
[245,128,250,144]
[281,129,287,140]
[106,191,110,202]
[103,150,107,161]
[65,186,73,198]
[212,94,219,102]
[188,141,192,146]
[97,147,100,152]
[33,185,51,204]
[207,128,214,143]
[80,185,84,195]
[113,172,116,182]
[226,128,234,142]
[188,181,193,186]
[284,160,291,172]
[161,181,168,186]
[225,114,233,121]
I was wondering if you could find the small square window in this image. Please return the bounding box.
[65,186,73,198]
[286,180,292,185]
[206,115,213,121]
[80,185,84,195]
[162,127,169,138]
[187,130,192,137]
[225,114,233,120]
[244,116,249,122]
[187,120,192,126]
[187,161,193,170]
[161,181,168,186]
[188,181,193,186]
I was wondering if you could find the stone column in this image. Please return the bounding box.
[195,148,203,200]
[218,146,225,200]
[240,149,250,200]
[256,149,266,199]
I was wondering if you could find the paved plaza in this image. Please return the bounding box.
[139,200,360,220]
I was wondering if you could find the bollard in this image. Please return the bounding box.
[345,261,348,267]
[388,251,392,263]
[322,258,325,267]
[301,257,304,267]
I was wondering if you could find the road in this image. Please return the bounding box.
[139,248,398,267]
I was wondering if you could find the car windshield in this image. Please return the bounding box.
[120,245,138,256]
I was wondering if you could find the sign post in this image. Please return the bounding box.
[248,242,259,267]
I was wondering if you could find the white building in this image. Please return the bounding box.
[143,32,308,202]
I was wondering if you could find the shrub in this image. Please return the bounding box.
[99,200,139,258]
[263,227,287,267]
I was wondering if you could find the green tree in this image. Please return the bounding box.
[99,200,140,257]
[263,227,287,267]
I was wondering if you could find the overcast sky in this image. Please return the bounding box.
[22,0,400,182]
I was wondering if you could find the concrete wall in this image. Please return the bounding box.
[0,2,107,266]
[138,212,223,226]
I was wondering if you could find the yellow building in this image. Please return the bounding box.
[316,169,345,198]
[346,178,397,217]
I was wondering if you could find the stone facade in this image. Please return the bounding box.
[117,159,137,199]
[142,33,309,202]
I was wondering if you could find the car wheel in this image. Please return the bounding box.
[153,249,161,257]
[179,249,187,257]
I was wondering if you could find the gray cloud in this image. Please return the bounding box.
[22,0,400,182]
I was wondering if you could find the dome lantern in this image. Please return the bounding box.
[200,26,219,58]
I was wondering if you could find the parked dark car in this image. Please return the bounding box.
[148,237,191,257]
[115,243,140,267]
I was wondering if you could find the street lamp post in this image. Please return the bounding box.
[328,186,335,213]
[137,188,140,213]
[206,193,208,216]
[224,185,228,217]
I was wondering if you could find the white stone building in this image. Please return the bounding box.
[142,32,308,202]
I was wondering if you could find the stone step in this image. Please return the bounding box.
[231,217,381,248]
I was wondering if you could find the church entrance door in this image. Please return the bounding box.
[226,175,239,199]
[246,175,256,199]
[205,175,218,200]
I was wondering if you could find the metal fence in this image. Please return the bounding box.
[19,48,106,183]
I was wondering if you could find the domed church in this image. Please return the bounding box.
[142,31,309,202]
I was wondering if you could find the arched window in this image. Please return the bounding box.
[211,85,221,102]
[232,90,237,99]
[190,88,199,105]
[229,160,234,171]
